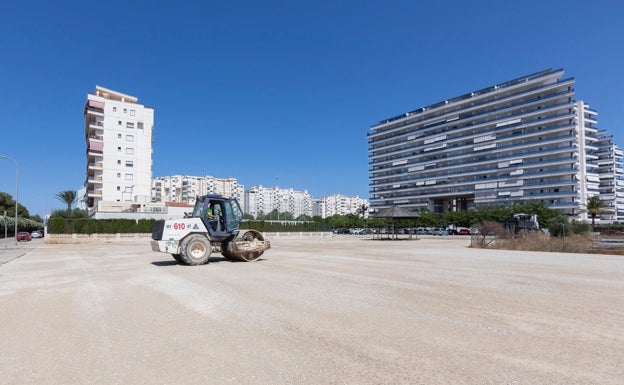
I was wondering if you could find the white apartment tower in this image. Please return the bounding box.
[151,175,244,208]
[313,194,369,218]
[84,86,154,216]
[595,132,624,222]
[368,69,620,221]
[244,186,313,219]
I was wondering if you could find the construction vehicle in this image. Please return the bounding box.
[507,213,540,234]
[151,194,270,265]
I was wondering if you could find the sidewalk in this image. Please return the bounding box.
[0,239,41,265]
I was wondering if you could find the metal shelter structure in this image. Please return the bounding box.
[370,205,420,239]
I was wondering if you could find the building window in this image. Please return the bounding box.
[125,174,133,180]
[130,110,135,116]
[125,160,133,167]
[126,122,134,129]
[118,121,122,126]
[117,160,121,165]
[123,108,127,113]
[126,148,134,155]
[137,122,144,129]
[117,186,121,191]
[125,187,133,193]
[126,134,134,142]
[113,106,117,112]
[118,134,122,139]
[117,173,121,178]
[118,147,121,152]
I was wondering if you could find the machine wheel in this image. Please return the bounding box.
[179,235,211,265]
[221,245,236,261]
[221,230,265,262]
[171,254,184,264]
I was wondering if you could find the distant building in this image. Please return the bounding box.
[84,86,155,218]
[313,194,369,219]
[151,175,244,209]
[368,68,624,223]
[244,186,313,219]
[595,133,624,222]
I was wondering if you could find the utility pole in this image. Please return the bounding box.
[0,155,18,245]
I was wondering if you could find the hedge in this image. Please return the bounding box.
[47,218,155,234]
[46,218,330,234]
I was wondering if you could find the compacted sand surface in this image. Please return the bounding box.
[0,236,622,384]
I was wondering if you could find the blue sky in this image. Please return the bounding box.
[1,0,623,218]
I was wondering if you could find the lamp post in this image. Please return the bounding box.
[0,155,18,245]
[275,177,279,221]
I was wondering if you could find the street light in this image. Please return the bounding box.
[0,155,18,245]
[275,176,279,221]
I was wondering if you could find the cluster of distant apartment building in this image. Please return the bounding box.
[84,68,624,224]
[83,85,367,219]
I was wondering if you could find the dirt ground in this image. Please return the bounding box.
[0,236,622,385]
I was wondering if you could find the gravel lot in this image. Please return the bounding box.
[0,236,622,385]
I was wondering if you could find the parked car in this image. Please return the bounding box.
[458,228,471,235]
[332,228,350,234]
[432,227,449,236]
[31,230,42,238]
[16,232,32,241]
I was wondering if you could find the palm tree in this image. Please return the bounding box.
[355,204,369,219]
[586,196,604,231]
[55,190,77,213]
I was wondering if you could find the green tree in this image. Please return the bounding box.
[328,214,348,229]
[0,191,29,218]
[586,196,605,231]
[548,215,570,237]
[56,190,77,213]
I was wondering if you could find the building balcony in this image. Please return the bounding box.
[86,188,102,198]
[88,175,103,184]
[84,99,104,116]
[88,162,103,170]
[88,138,104,153]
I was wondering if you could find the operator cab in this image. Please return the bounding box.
[192,195,243,238]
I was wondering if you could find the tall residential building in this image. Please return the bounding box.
[313,194,369,218]
[151,175,244,208]
[595,132,624,222]
[244,186,313,219]
[84,86,154,217]
[368,69,620,222]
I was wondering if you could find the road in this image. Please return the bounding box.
[0,236,622,385]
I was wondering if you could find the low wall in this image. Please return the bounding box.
[263,232,333,238]
[45,232,334,244]
[45,233,152,244]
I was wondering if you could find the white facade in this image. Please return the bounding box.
[313,194,369,218]
[595,133,624,223]
[84,86,154,216]
[368,69,620,220]
[244,186,313,219]
[151,175,244,209]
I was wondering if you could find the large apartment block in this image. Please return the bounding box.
[313,194,369,219]
[368,69,623,222]
[245,186,313,219]
[151,175,244,208]
[84,86,154,217]
[595,133,624,221]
